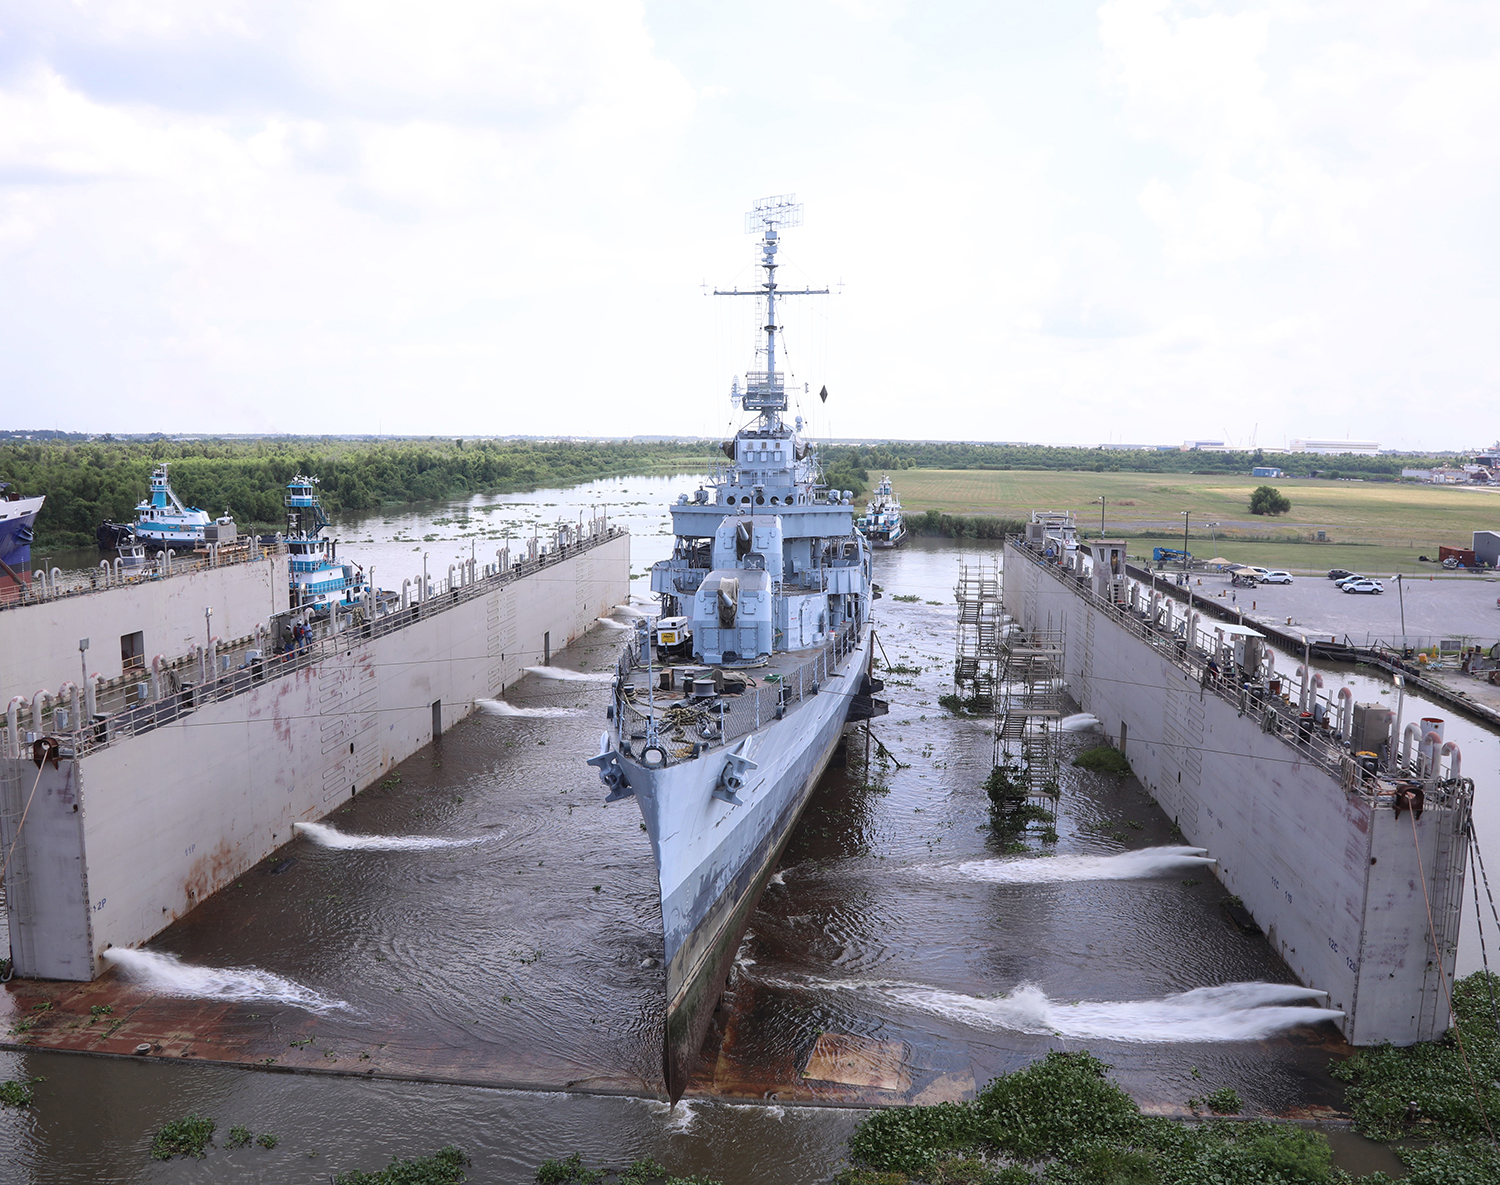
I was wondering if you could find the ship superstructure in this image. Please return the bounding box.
[588,196,884,1100]
[858,475,906,548]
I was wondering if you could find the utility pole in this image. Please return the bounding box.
[1095,496,1106,537]
[1396,574,1406,648]
[1180,510,1191,573]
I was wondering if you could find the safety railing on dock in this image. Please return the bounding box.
[1,537,288,609]
[3,526,629,761]
[613,621,862,763]
[1009,537,1471,811]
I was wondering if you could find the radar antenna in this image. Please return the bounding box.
[714,194,828,431]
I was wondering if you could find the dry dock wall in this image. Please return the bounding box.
[1,533,628,980]
[1004,542,1463,1046]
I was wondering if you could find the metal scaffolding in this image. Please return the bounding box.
[953,561,1003,711]
[993,614,1067,807]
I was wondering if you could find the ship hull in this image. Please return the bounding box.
[622,627,873,1099]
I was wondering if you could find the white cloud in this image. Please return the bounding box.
[0,0,1496,447]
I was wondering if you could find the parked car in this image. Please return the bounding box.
[1261,570,1294,584]
[1327,568,1355,581]
[1343,579,1384,594]
[1335,574,1366,588]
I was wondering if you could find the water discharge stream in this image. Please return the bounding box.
[792,977,1344,1042]
[101,949,350,1014]
[521,666,614,682]
[292,821,493,850]
[946,846,1217,884]
[475,697,577,718]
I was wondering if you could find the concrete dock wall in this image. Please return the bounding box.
[1005,542,1465,1045]
[1,533,628,980]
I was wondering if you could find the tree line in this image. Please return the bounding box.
[818,441,1455,479]
[2,438,716,551]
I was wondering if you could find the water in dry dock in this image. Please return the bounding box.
[5,491,1493,1181]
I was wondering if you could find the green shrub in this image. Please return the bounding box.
[1072,747,1131,777]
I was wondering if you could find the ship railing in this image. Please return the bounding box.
[1009,536,1390,795]
[3,526,630,760]
[614,621,862,763]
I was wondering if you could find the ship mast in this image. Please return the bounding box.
[713,195,828,434]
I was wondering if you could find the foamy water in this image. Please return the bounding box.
[948,846,1215,884]
[103,949,350,1014]
[595,617,632,630]
[522,666,613,683]
[1060,712,1102,731]
[475,698,577,718]
[802,978,1341,1042]
[293,821,492,850]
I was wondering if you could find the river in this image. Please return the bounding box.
[3,474,1489,1182]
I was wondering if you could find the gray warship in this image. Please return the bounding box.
[588,196,884,1100]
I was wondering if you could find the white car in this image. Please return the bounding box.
[1260,570,1293,584]
[1343,579,1384,594]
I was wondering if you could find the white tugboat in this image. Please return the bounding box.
[857,474,907,548]
[284,476,364,612]
[587,196,885,1100]
[129,463,215,550]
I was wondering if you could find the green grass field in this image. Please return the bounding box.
[894,469,1500,576]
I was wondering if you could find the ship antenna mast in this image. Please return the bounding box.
[713,195,829,434]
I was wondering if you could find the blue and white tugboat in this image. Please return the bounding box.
[130,464,213,550]
[857,474,907,548]
[284,476,363,612]
[588,196,885,1100]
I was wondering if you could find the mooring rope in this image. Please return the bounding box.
[1409,807,1494,1140]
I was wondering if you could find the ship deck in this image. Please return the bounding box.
[613,622,864,762]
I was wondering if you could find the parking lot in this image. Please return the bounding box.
[1183,568,1500,648]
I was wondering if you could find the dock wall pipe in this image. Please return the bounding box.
[401,579,411,611]
[150,655,165,702]
[85,674,101,722]
[98,560,111,588]
[57,682,79,731]
[7,697,23,757]
[1421,731,1442,779]
[1337,687,1354,739]
[447,564,456,595]
[1295,664,1310,711]
[1439,740,1461,782]
[32,690,51,733]
[1401,721,1420,767]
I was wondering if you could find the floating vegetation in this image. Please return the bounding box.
[150,1114,217,1160]
[536,1153,721,1185]
[1187,1087,1241,1114]
[225,1126,253,1149]
[333,1145,470,1184]
[892,594,921,602]
[838,1050,1344,1184]
[0,1078,40,1107]
[1072,746,1132,777]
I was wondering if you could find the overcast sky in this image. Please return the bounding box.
[1,1,1496,450]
